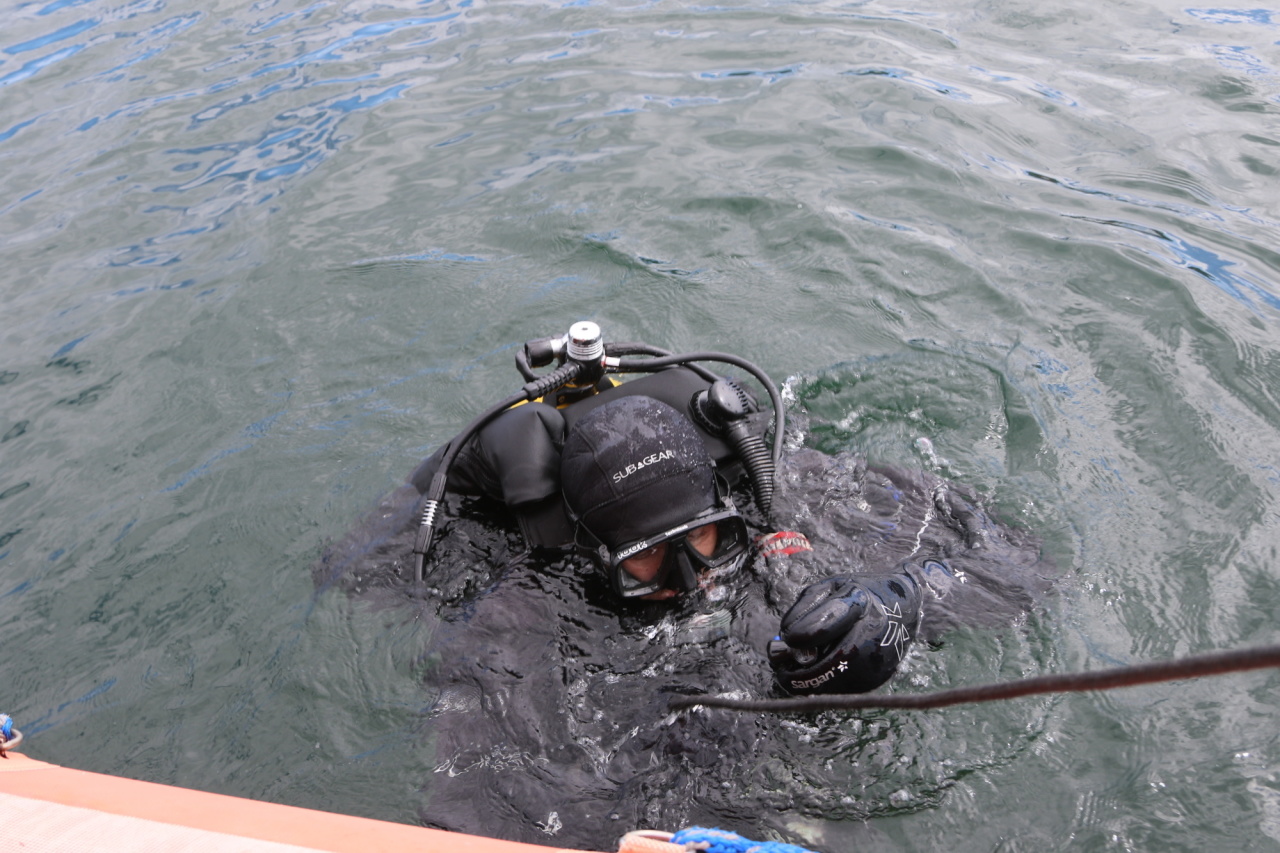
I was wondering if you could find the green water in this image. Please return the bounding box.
[3,0,1279,849]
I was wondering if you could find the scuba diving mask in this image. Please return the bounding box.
[590,504,751,598]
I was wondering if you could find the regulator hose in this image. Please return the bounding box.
[727,418,775,516]
[605,342,721,384]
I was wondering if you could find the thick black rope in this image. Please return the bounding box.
[669,644,1280,714]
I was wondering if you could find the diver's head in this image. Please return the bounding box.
[768,570,922,694]
[561,396,749,600]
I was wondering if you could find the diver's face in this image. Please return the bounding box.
[620,522,719,601]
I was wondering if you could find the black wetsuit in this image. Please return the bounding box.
[312,376,1055,848]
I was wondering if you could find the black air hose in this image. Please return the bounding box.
[522,361,583,400]
[726,419,774,517]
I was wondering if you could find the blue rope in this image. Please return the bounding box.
[0,715,11,741]
[670,827,819,853]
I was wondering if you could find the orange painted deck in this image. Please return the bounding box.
[0,752,600,853]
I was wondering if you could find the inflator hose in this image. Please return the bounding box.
[725,419,774,516]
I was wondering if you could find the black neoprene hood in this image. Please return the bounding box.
[560,396,718,550]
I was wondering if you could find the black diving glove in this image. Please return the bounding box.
[767,570,922,695]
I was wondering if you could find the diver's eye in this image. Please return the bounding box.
[621,544,667,582]
[685,522,719,557]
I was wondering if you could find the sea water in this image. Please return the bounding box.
[3,0,1279,850]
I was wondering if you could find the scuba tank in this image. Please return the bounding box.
[412,321,785,581]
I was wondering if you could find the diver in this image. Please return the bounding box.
[315,320,1052,697]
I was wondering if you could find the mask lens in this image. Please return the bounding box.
[609,509,748,597]
[614,543,673,597]
[698,515,749,567]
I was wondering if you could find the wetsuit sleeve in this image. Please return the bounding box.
[407,402,567,506]
[405,402,573,549]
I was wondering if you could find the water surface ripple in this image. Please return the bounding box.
[2,0,1279,850]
